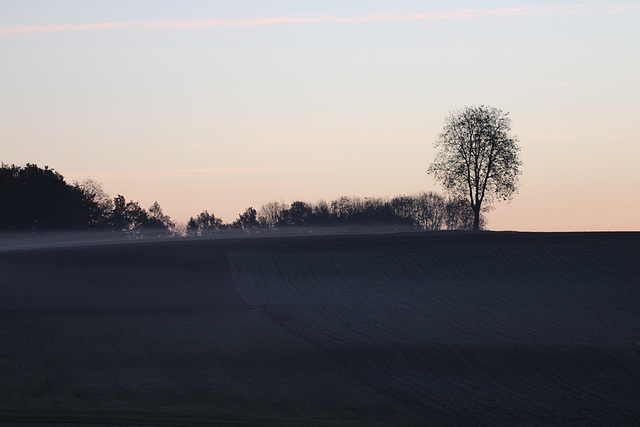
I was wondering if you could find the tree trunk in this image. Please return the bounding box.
[473,205,481,231]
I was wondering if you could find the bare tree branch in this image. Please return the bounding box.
[428,105,522,230]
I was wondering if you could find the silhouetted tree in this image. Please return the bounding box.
[412,192,446,230]
[106,194,162,235]
[225,194,477,232]
[428,105,521,230]
[110,195,129,232]
[257,202,287,228]
[282,201,313,226]
[0,164,175,235]
[391,195,415,221]
[444,197,480,230]
[326,196,412,227]
[74,178,113,229]
[0,163,87,231]
[331,196,363,223]
[232,207,259,230]
[187,210,223,235]
[362,197,401,225]
[124,200,149,235]
[145,201,175,235]
[311,200,331,226]
[186,218,198,234]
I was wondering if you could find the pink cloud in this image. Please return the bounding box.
[1,4,636,34]
[604,5,638,13]
[0,21,127,34]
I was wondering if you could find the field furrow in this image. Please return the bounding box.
[229,233,640,424]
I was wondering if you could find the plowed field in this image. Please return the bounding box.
[1,232,638,425]
[229,232,640,425]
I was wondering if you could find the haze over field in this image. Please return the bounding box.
[1,1,639,230]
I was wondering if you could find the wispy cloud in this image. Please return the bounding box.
[603,4,638,13]
[1,4,636,34]
[0,22,128,34]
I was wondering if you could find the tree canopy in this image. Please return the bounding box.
[187,210,223,235]
[0,164,174,235]
[0,164,86,231]
[428,105,521,230]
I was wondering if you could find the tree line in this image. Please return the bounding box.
[0,163,174,235]
[1,163,482,235]
[2,105,522,234]
[187,194,482,235]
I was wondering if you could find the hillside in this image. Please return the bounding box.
[1,231,639,425]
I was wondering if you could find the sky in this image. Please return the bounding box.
[1,1,638,231]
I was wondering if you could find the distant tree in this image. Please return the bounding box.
[0,163,87,231]
[364,197,403,226]
[282,201,313,226]
[311,200,331,226]
[330,196,364,222]
[391,195,415,221]
[330,196,349,220]
[0,164,176,235]
[110,195,129,232]
[186,218,198,234]
[74,178,113,229]
[444,197,480,231]
[428,105,521,230]
[146,201,175,235]
[257,202,287,228]
[106,194,160,235]
[327,196,412,227]
[232,207,259,230]
[124,200,149,235]
[187,210,223,235]
[413,192,446,230]
[227,193,481,232]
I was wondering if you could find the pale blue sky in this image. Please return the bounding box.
[1,1,639,230]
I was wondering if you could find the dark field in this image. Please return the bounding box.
[1,231,639,425]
